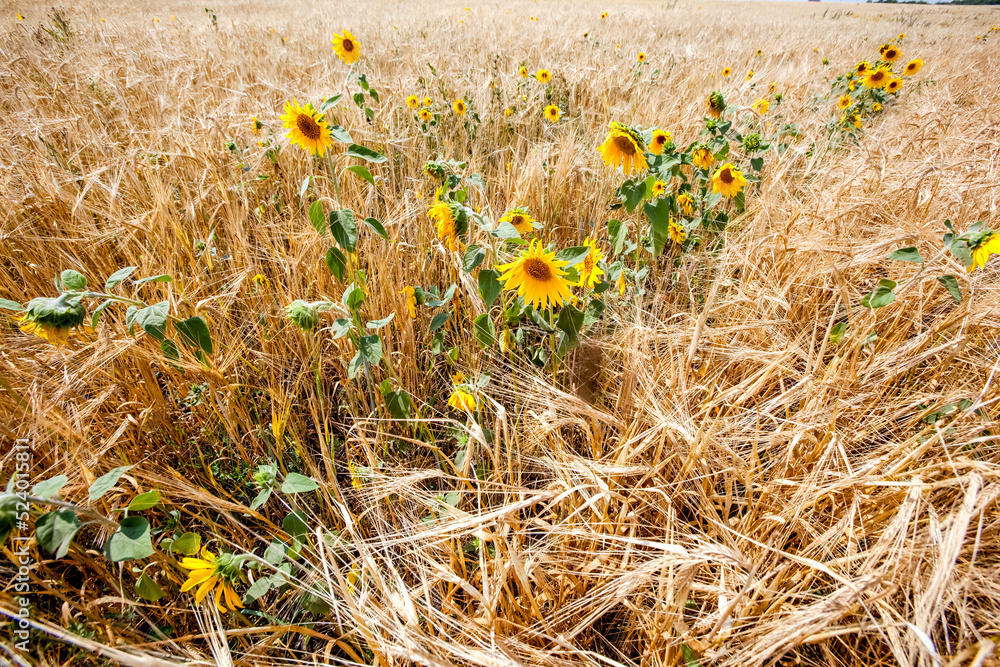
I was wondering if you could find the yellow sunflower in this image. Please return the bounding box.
[452,99,467,116]
[596,122,648,175]
[544,105,561,123]
[649,129,672,155]
[331,30,361,64]
[722,67,731,77]
[677,193,694,215]
[429,200,461,250]
[856,61,870,76]
[752,97,770,114]
[652,180,666,197]
[712,163,747,198]
[837,94,852,110]
[406,95,419,109]
[668,218,686,245]
[863,67,891,89]
[886,77,902,94]
[419,108,433,123]
[903,58,923,76]
[400,287,417,318]
[448,389,476,413]
[873,102,882,112]
[968,234,1000,272]
[500,206,536,236]
[519,65,528,78]
[423,96,433,107]
[745,69,754,81]
[756,49,762,57]
[881,45,901,63]
[180,546,245,614]
[691,146,715,169]
[14,294,93,347]
[536,69,552,84]
[496,240,574,310]
[637,52,646,63]
[705,91,726,119]
[251,274,271,291]
[576,239,606,289]
[280,99,333,156]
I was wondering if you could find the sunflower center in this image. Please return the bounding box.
[655,135,666,146]
[296,113,322,141]
[511,215,524,226]
[342,39,354,52]
[613,134,637,156]
[523,257,553,282]
[584,254,594,272]
[719,168,734,184]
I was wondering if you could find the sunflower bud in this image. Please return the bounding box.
[742,133,762,152]
[253,464,278,491]
[423,161,446,181]
[706,91,726,118]
[286,300,320,331]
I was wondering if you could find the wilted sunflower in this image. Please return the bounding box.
[406,95,419,109]
[712,163,747,198]
[180,546,245,614]
[856,61,871,76]
[968,233,1000,272]
[649,129,672,155]
[705,91,726,118]
[597,122,648,175]
[691,146,715,169]
[15,294,90,347]
[500,206,536,236]
[544,105,561,123]
[281,99,333,156]
[496,240,574,310]
[651,180,666,198]
[677,193,694,215]
[722,67,732,77]
[400,286,417,318]
[903,58,923,76]
[576,239,606,289]
[448,388,476,413]
[419,108,433,123]
[251,274,271,291]
[881,44,901,63]
[752,97,770,114]
[331,30,361,64]
[637,52,646,63]
[668,218,686,245]
[536,69,552,84]
[837,94,852,110]
[429,200,464,251]
[452,99,467,116]
[863,67,891,89]
[886,77,902,94]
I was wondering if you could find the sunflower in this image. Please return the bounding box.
[331,30,361,64]
[668,218,686,245]
[769,81,777,93]
[544,105,561,123]
[536,69,552,84]
[856,61,870,76]
[419,108,433,123]
[878,42,891,56]
[406,95,419,109]
[452,99,467,116]
[752,97,770,114]
[180,546,245,614]
[448,388,476,412]
[722,67,731,77]
[677,193,694,216]
[863,67,891,89]
[873,102,882,112]
[712,163,747,198]
[903,58,923,76]
[881,45,901,63]
[500,207,536,236]
[898,33,905,40]
[886,77,902,94]
[519,65,528,78]
[422,97,433,108]
[968,233,1000,272]
[496,240,574,310]
[251,116,261,134]
[745,69,754,81]
[849,82,855,91]
[597,122,648,175]
[399,286,417,318]
[429,200,463,251]
[705,91,726,118]
[649,129,671,155]
[651,180,666,198]
[15,295,92,347]
[756,49,763,57]
[852,115,862,129]
[281,99,333,156]
[837,94,852,110]
[251,274,271,291]
[575,239,606,290]
[637,52,646,63]
[691,146,715,169]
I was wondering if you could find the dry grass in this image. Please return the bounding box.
[2,0,1000,665]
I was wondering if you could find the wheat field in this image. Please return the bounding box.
[2,0,1000,665]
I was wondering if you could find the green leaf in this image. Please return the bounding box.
[134,274,173,286]
[249,488,272,510]
[283,511,308,542]
[135,572,166,601]
[347,351,364,379]
[329,209,358,253]
[60,269,87,291]
[126,305,138,337]
[320,94,343,113]
[473,313,496,349]
[299,175,313,199]
[242,576,273,604]
[160,339,179,360]
[128,490,160,512]
[556,303,585,340]
[385,389,411,421]
[861,279,897,309]
[621,176,653,214]
[556,246,590,267]
[345,144,387,164]
[325,246,347,282]
[429,311,450,332]
[91,299,113,328]
[309,200,326,234]
[35,510,81,558]
[366,313,395,329]
[281,473,319,494]
[493,221,522,239]
[888,247,923,263]
[105,516,154,562]
[359,334,383,366]
[135,302,169,341]
[644,198,673,259]
[343,284,365,310]
[329,318,352,339]
[937,275,962,304]
[607,219,627,256]
[105,266,137,291]
[32,475,69,500]
[361,216,389,240]
[89,466,132,501]
[462,245,486,273]
[174,316,213,354]
[264,539,287,566]
[829,321,848,345]
[169,532,201,556]
[478,269,502,307]
[347,165,375,187]
[583,299,605,328]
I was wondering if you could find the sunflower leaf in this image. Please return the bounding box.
[347,165,375,187]
[89,466,133,501]
[429,311,450,332]
[329,209,358,253]
[644,198,673,259]
[308,200,326,234]
[319,94,343,113]
[462,245,486,273]
[105,266,137,291]
[105,516,154,562]
[936,275,962,304]
[135,572,166,602]
[329,125,352,143]
[473,314,496,349]
[36,510,81,559]
[829,321,849,345]
[361,216,389,240]
[556,246,590,267]
[861,279,897,309]
[385,390,411,421]
[0,298,24,312]
[60,269,87,291]
[888,247,923,263]
[346,144,387,164]
[478,269,502,307]
[607,219,627,256]
[325,247,348,282]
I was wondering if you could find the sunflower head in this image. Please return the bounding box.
[742,133,762,152]
[496,240,574,310]
[400,286,417,318]
[251,274,271,291]
[423,161,446,181]
[429,200,467,250]
[448,388,476,413]
[16,294,88,347]
[712,163,747,198]
[745,69,754,81]
[577,238,606,289]
[637,52,646,63]
[863,67,891,89]
[856,61,870,75]
[705,90,726,119]
[668,218,686,245]
[967,233,1000,273]
[406,95,419,110]
[536,69,552,84]
[452,99,467,116]
[903,58,923,76]
[180,546,246,614]
[649,129,673,155]
[691,145,715,169]
[519,65,528,78]
[419,108,434,123]
[838,94,852,110]
[756,49,763,57]
[331,30,361,64]
[597,122,648,175]
[286,300,320,331]
[677,193,694,215]
[280,99,333,156]
[544,105,561,123]
[752,97,770,114]
[722,67,731,77]
[500,206,536,236]
[651,180,666,197]
[882,45,900,63]
[886,77,902,94]
[504,107,513,118]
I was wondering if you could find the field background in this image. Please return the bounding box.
[2,0,1000,665]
